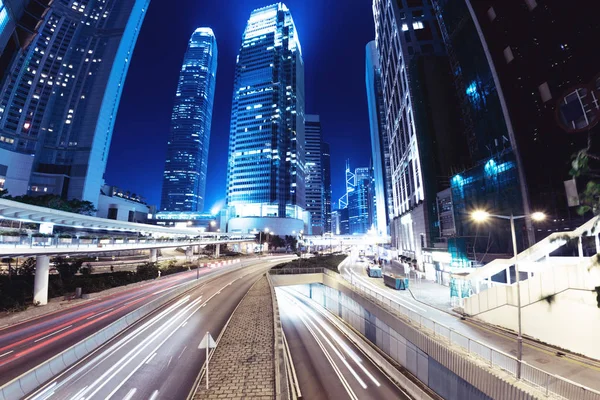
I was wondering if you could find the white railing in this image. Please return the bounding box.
[270,267,600,400]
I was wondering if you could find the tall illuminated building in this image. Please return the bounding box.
[0,0,150,206]
[160,28,217,213]
[373,0,469,264]
[322,141,332,233]
[225,3,306,235]
[305,114,323,235]
[366,40,393,237]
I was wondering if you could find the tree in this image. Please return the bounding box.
[284,235,298,251]
[268,235,286,250]
[0,188,9,198]
[52,257,83,280]
[16,258,36,276]
[569,137,600,216]
[137,262,159,279]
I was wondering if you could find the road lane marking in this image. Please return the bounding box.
[178,346,187,359]
[145,353,157,364]
[149,390,159,400]
[34,325,73,343]
[86,308,115,320]
[122,388,137,400]
[279,294,359,400]
[0,350,13,358]
[283,289,382,387]
[29,382,56,400]
[70,385,88,400]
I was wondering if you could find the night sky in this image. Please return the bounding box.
[105,0,375,212]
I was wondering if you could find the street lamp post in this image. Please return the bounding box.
[471,210,545,379]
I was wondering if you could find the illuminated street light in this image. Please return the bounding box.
[470,209,546,379]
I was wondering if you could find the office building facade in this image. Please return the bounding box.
[0,0,150,206]
[366,40,393,237]
[322,141,332,233]
[348,166,374,235]
[161,28,217,213]
[305,114,324,235]
[373,0,468,265]
[225,3,306,235]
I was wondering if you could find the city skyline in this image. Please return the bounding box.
[105,0,375,211]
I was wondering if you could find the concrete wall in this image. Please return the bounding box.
[0,147,34,196]
[464,260,600,360]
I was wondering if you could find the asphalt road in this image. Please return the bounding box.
[24,260,278,400]
[339,254,600,392]
[0,258,269,386]
[277,287,411,400]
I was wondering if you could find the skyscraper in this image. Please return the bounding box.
[305,114,324,235]
[366,40,393,237]
[373,0,469,264]
[0,0,150,206]
[225,3,306,235]
[322,141,332,233]
[348,167,374,235]
[160,28,217,213]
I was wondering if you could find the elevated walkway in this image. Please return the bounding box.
[454,216,600,360]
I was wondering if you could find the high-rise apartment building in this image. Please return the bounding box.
[305,114,324,235]
[160,28,217,213]
[0,0,150,206]
[372,0,468,264]
[225,3,306,235]
[366,40,393,237]
[348,166,374,235]
[322,141,332,233]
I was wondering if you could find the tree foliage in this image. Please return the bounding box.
[569,137,600,216]
[0,194,96,215]
[52,257,84,280]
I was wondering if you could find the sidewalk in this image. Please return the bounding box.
[193,275,275,400]
[388,260,453,311]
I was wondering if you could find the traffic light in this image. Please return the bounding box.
[595,286,600,308]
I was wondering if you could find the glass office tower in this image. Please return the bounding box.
[225,3,306,233]
[0,0,150,206]
[161,28,217,213]
[366,40,393,237]
[305,114,323,235]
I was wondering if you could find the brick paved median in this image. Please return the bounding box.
[194,275,275,399]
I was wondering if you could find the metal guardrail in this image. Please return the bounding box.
[0,236,253,249]
[271,267,600,400]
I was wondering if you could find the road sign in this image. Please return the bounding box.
[199,332,217,390]
[198,332,216,349]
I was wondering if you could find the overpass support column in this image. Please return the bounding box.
[578,236,584,258]
[185,246,193,261]
[215,244,220,258]
[150,249,158,262]
[33,255,50,306]
[195,245,201,254]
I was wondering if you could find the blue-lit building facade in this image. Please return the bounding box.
[0,0,150,207]
[225,3,307,235]
[366,40,393,237]
[160,28,217,213]
[433,0,532,259]
[305,114,324,235]
[348,167,374,235]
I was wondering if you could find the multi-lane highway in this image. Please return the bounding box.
[23,260,277,400]
[0,257,281,387]
[277,287,410,400]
